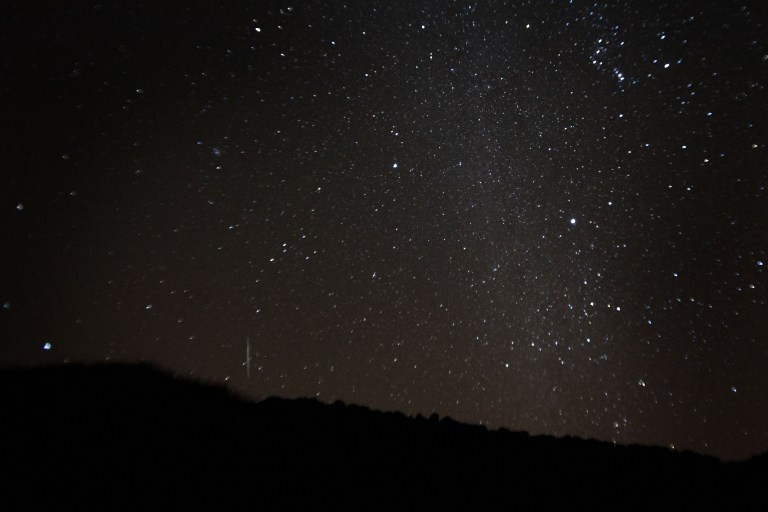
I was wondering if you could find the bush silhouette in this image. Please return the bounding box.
[0,363,763,510]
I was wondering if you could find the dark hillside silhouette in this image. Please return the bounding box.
[0,363,764,510]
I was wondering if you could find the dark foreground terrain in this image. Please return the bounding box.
[0,363,764,510]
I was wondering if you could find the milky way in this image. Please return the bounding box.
[3,0,767,460]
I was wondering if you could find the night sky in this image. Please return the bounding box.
[2,0,767,461]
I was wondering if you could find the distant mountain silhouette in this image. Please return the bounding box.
[0,363,764,510]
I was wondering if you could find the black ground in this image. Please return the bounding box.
[0,363,764,511]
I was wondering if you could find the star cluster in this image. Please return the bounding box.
[2,0,767,460]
